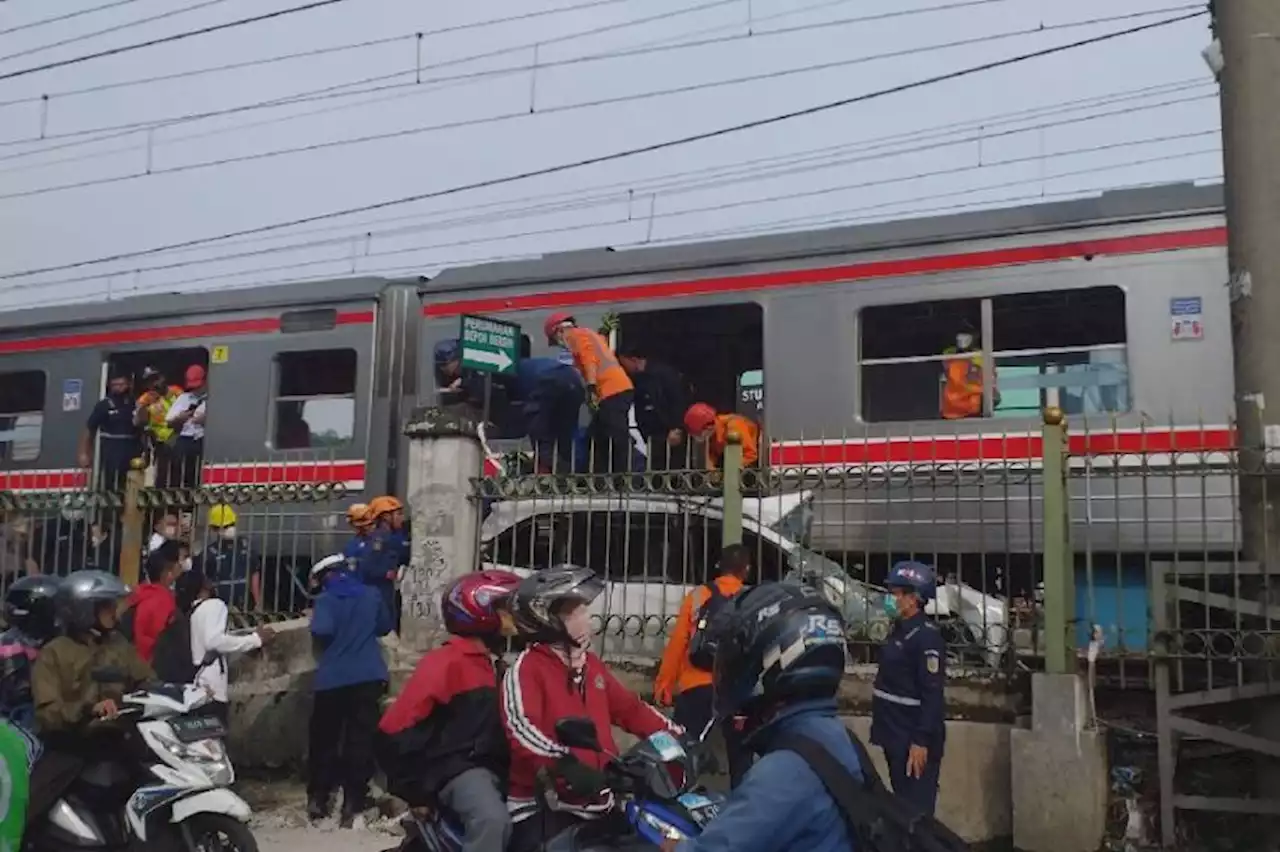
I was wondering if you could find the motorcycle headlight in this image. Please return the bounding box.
[156,733,233,786]
[637,809,688,843]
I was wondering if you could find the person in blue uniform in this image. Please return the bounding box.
[511,336,585,473]
[870,560,946,817]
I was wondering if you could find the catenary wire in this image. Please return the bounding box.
[8,128,1219,296]
[0,9,1206,199]
[0,9,1208,282]
[15,87,1214,289]
[0,0,357,82]
[0,1,1196,169]
[0,0,145,38]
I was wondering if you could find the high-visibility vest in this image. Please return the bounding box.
[139,387,181,443]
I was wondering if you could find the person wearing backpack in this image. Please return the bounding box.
[872,561,947,818]
[659,581,858,852]
[175,569,274,725]
[122,541,183,663]
[654,543,751,787]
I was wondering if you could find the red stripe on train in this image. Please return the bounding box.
[0,310,375,356]
[424,227,1227,318]
[769,428,1237,466]
[200,461,366,486]
[0,470,89,490]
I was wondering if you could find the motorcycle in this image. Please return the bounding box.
[26,654,258,852]
[399,718,725,852]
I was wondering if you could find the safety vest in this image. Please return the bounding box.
[139,387,181,443]
[562,327,633,400]
[941,346,984,420]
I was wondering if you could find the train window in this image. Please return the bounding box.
[991,287,1128,419]
[272,349,357,450]
[859,298,983,422]
[0,371,45,462]
[107,348,209,395]
[858,288,1128,422]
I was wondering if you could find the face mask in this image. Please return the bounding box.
[219,526,237,541]
[956,333,975,350]
[882,594,900,620]
[181,557,193,572]
[562,606,593,652]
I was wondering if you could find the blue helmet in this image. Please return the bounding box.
[433,339,460,365]
[885,560,937,602]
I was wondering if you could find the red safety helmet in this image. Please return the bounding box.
[441,569,523,637]
[683,403,717,436]
[543,312,575,343]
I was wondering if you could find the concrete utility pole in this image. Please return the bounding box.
[1219,1,1280,557]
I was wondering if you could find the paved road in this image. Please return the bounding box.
[255,823,396,852]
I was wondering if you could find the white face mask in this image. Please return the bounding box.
[219,526,237,541]
[956,333,975,350]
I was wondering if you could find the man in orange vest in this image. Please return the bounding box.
[940,327,997,420]
[544,313,646,473]
[683,403,759,471]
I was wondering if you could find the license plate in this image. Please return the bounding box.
[170,715,226,742]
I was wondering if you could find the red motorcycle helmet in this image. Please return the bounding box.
[683,402,717,436]
[441,570,523,636]
[543,312,574,344]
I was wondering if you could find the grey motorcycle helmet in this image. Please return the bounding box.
[56,570,130,633]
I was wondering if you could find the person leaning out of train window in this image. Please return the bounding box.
[192,504,263,611]
[79,371,141,492]
[871,560,946,818]
[543,312,641,473]
[940,324,999,420]
[165,365,208,489]
[682,403,760,471]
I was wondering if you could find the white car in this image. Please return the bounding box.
[478,490,1007,667]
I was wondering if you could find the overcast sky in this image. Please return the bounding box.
[0,0,1222,312]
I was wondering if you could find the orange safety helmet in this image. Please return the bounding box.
[345,503,373,529]
[367,495,404,518]
[683,403,718,436]
[543,312,574,344]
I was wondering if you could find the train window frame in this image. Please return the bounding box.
[857,286,1130,423]
[0,370,45,463]
[268,348,358,451]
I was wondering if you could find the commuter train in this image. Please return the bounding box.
[0,182,1232,558]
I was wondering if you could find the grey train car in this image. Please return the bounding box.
[422,182,1233,558]
[0,182,1233,568]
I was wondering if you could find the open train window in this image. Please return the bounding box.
[272,349,357,450]
[614,302,764,439]
[859,287,1128,422]
[0,371,45,463]
[107,348,209,395]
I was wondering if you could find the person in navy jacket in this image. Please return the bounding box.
[870,560,947,817]
[308,554,393,828]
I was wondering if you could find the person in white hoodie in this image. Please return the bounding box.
[174,569,273,723]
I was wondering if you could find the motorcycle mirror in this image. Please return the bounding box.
[554,717,601,752]
[90,666,127,683]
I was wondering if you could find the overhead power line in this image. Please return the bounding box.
[0,9,1208,282]
[0,0,233,64]
[0,8,1204,198]
[0,0,145,38]
[0,0,356,83]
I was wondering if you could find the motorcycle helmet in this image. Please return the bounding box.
[508,565,603,645]
[711,582,847,731]
[885,560,938,603]
[4,575,62,641]
[442,570,522,637]
[56,570,129,633]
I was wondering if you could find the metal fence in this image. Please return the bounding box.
[0,455,356,625]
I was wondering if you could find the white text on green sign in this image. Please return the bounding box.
[461,316,519,373]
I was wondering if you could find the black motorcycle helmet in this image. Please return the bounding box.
[711,582,847,734]
[508,564,604,646]
[5,574,62,641]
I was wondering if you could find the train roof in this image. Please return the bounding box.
[0,275,392,335]
[421,182,1224,293]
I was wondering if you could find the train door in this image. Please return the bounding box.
[104,347,210,487]
[613,302,765,466]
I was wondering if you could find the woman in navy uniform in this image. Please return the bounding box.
[870,560,946,817]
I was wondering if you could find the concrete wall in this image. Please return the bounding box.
[227,621,1020,844]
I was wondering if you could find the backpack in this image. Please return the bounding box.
[687,584,734,671]
[150,600,209,684]
[772,728,971,852]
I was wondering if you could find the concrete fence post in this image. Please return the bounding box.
[721,431,744,548]
[400,406,485,653]
[1040,407,1075,675]
[118,463,146,586]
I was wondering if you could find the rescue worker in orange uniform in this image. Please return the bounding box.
[940,326,997,420]
[543,313,646,473]
[683,403,760,471]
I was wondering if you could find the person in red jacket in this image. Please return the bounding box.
[501,566,680,852]
[375,570,523,852]
[124,540,182,663]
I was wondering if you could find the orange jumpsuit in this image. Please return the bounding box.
[560,327,632,400]
[941,348,983,420]
[707,414,759,470]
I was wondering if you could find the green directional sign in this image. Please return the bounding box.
[459,314,520,375]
